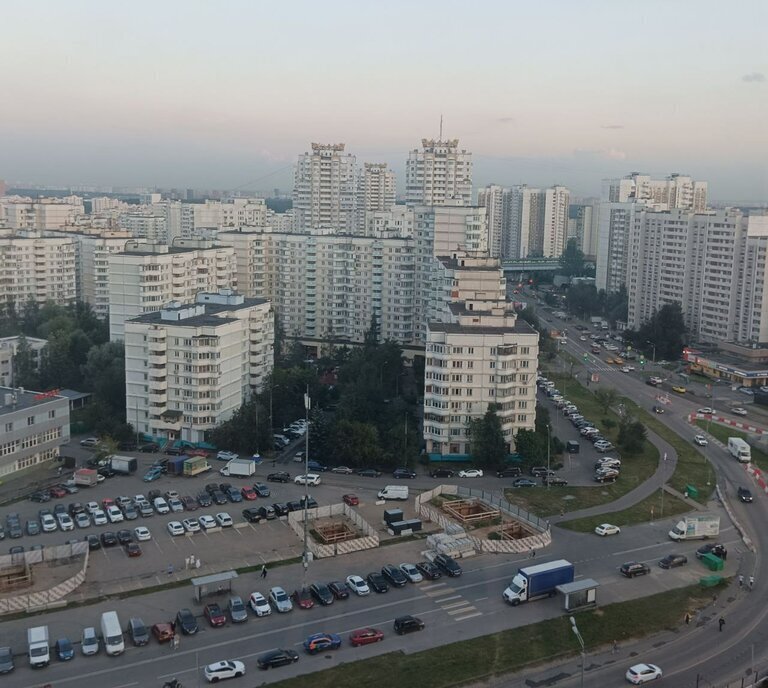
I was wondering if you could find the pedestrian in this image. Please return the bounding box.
[612,640,618,654]
[712,593,717,605]
[261,564,267,579]
[750,576,755,590]
[739,575,744,588]
[195,557,201,569]
[167,563,174,576]
[718,617,725,632]
[684,612,691,625]
[529,548,536,559]
[172,633,180,650]
[57,466,62,476]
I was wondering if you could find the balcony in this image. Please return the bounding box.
[148,340,166,354]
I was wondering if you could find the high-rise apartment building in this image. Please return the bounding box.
[0,234,77,312]
[124,289,273,445]
[568,201,599,259]
[107,240,237,340]
[603,172,707,211]
[476,185,506,258]
[625,210,768,345]
[357,163,396,232]
[423,250,539,458]
[595,202,645,293]
[293,143,357,232]
[0,196,84,230]
[406,138,472,207]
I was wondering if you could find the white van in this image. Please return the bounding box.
[100,611,125,656]
[377,485,409,501]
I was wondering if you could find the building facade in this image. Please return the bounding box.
[0,336,47,387]
[423,251,539,457]
[124,290,273,445]
[357,163,396,232]
[0,387,70,477]
[406,138,473,207]
[602,172,708,212]
[0,196,84,230]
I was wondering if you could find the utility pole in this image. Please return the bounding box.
[660,452,667,517]
[302,386,311,587]
[546,424,551,489]
[570,616,585,688]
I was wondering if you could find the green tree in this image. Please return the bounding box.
[565,283,602,319]
[468,405,507,468]
[330,419,382,467]
[636,302,688,361]
[559,238,586,277]
[594,387,620,414]
[618,418,647,454]
[12,335,40,388]
[514,428,547,464]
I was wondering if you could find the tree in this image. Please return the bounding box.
[635,302,687,361]
[618,418,647,454]
[559,238,586,277]
[565,283,602,319]
[12,335,40,388]
[330,419,382,467]
[514,428,547,464]
[468,405,507,468]
[594,387,620,414]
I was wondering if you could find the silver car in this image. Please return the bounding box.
[81,627,99,656]
[268,586,293,613]
[228,596,248,623]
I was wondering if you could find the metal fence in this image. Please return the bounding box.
[455,485,550,533]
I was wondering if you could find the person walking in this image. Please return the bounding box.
[529,548,536,559]
[749,575,755,590]
[167,563,174,576]
[612,640,618,654]
[718,617,725,632]
[261,564,268,579]
[739,575,744,588]
[685,612,691,625]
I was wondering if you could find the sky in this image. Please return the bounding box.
[1,0,766,201]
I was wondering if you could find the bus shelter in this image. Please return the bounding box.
[556,578,599,612]
[191,570,238,602]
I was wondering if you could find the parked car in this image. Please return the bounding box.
[458,469,483,478]
[248,591,271,616]
[393,468,417,479]
[267,472,291,483]
[381,564,409,587]
[696,543,727,560]
[151,623,174,643]
[366,572,389,593]
[256,648,299,670]
[55,637,75,661]
[433,553,463,577]
[399,562,423,583]
[345,574,370,596]
[342,493,359,506]
[512,478,537,488]
[176,608,199,634]
[309,582,334,606]
[429,468,455,478]
[415,561,442,580]
[269,586,293,613]
[253,482,270,497]
[204,603,227,627]
[357,468,382,478]
[294,473,321,486]
[658,554,688,569]
[496,466,522,478]
[291,587,315,609]
[620,561,651,578]
[542,476,568,486]
[81,627,100,655]
[328,580,350,600]
[127,617,150,646]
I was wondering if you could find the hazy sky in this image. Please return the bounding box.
[2,1,766,200]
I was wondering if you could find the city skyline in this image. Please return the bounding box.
[1,1,766,200]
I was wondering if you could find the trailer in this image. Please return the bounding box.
[503,559,575,605]
[72,468,98,487]
[109,455,138,475]
[669,515,720,541]
[183,456,211,477]
[167,455,189,476]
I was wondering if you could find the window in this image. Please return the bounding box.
[27,415,35,426]
[48,410,56,419]
[4,422,11,433]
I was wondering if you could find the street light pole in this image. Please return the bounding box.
[570,616,585,688]
[660,452,667,518]
[302,386,311,587]
[546,424,551,489]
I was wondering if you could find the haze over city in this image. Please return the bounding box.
[2,0,766,200]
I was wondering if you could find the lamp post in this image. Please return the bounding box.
[546,423,551,489]
[302,386,311,586]
[646,340,657,364]
[570,616,586,688]
[660,452,668,517]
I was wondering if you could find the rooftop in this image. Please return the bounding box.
[0,386,67,416]
[127,296,267,328]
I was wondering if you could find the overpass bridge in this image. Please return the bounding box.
[501,258,561,274]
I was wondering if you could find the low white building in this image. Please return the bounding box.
[124,289,274,445]
[0,336,47,387]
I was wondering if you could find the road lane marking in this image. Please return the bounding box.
[433,594,462,603]
[453,611,483,621]
[447,606,476,615]
[441,600,471,609]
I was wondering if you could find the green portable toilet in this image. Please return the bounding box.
[685,484,699,499]
[700,553,724,571]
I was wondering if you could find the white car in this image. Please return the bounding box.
[594,523,621,536]
[166,521,185,536]
[198,515,217,530]
[217,451,239,461]
[168,498,184,513]
[85,501,101,515]
[346,574,370,596]
[204,660,245,683]
[697,407,715,415]
[133,494,148,506]
[294,473,321,486]
[57,513,75,531]
[80,437,99,447]
[215,512,233,528]
[399,563,423,583]
[133,526,151,541]
[106,505,124,523]
[91,509,108,526]
[731,407,748,416]
[153,498,170,514]
[693,435,709,446]
[248,591,272,616]
[458,469,483,478]
[41,514,58,532]
[182,518,201,533]
[268,586,293,613]
[620,366,631,373]
[626,663,662,684]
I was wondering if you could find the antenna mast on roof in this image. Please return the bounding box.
[439,114,443,140]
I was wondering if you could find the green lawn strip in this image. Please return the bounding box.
[558,488,692,533]
[265,584,719,688]
[694,420,768,472]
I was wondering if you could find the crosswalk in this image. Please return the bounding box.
[422,581,483,622]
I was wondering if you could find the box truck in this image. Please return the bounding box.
[109,455,137,475]
[183,457,211,477]
[72,468,98,487]
[27,625,50,667]
[727,437,751,463]
[502,559,574,606]
[219,458,257,478]
[100,611,125,656]
[669,515,720,541]
[377,485,409,500]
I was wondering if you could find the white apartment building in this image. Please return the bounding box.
[293,143,357,232]
[476,185,506,258]
[0,196,84,230]
[406,138,473,207]
[603,172,708,212]
[357,163,396,232]
[0,336,47,387]
[107,240,237,340]
[0,234,77,313]
[124,289,274,445]
[119,210,168,243]
[365,205,415,239]
[218,228,418,348]
[0,386,70,477]
[568,201,599,259]
[595,202,646,293]
[423,251,539,457]
[626,210,768,345]
[77,232,133,318]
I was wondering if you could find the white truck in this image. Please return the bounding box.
[669,515,720,541]
[727,437,751,463]
[27,625,50,667]
[219,458,257,478]
[502,560,575,606]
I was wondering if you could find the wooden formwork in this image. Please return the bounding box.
[441,499,501,524]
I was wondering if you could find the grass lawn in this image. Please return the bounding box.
[558,488,692,533]
[694,420,768,472]
[266,584,721,688]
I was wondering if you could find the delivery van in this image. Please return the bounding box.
[100,611,125,656]
[377,485,409,501]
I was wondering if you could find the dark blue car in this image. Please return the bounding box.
[55,638,75,661]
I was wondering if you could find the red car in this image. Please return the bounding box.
[49,486,67,498]
[152,623,174,643]
[241,486,257,501]
[349,627,384,647]
[101,497,116,509]
[291,588,314,610]
[187,448,209,458]
[204,603,227,627]
[343,494,359,506]
[125,542,142,557]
